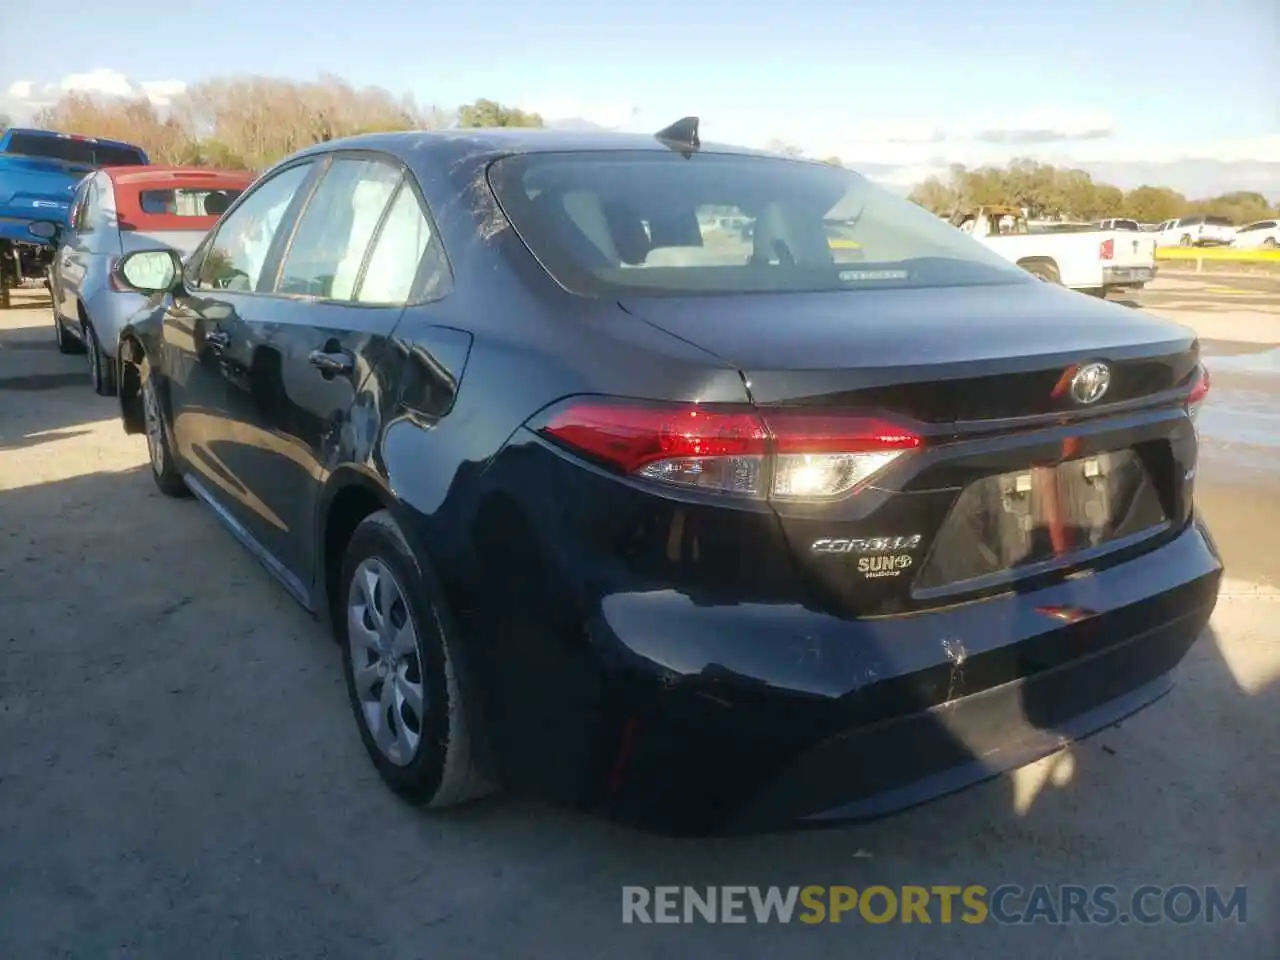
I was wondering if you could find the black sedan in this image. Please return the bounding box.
[109,119,1222,835]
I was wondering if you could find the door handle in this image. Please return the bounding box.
[308,348,354,376]
[205,329,230,350]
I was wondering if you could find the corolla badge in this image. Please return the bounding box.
[1069,362,1111,405]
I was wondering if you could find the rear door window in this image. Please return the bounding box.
[275,157,403,301]
[4,132,146,166]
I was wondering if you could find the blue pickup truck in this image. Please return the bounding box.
[0,128,149,308]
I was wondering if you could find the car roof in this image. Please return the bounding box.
[289,126,775,165]
[3,127,144,151]
[99,165,254,186]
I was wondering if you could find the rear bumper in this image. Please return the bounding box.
[1102,265,1156,286]
[588,518,1221,834]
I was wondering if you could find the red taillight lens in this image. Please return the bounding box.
[1187,363,1210,422]
[1100,238,1115,260]
[536,399,923,500]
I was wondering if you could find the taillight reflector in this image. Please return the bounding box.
[1099,238,1115,260]
[1187,364,1211,405]
[536,399,923,500]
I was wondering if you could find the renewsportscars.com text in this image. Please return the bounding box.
[621,884,1248,925]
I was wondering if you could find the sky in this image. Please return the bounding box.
[2,0,1277,197]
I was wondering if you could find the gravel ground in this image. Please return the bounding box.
[1,285,1277,959]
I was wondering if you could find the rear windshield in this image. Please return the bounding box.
[4,132,146,167]
[1111,219,1139,231]
[488,151,1030,296]
[138,187,244,218]
[1204,216,1233,226]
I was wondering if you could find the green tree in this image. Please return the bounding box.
[908,175,958,214]
[456,99,543,128]
[1120,185,1187,223]
[0,112,10,135]
[1193,191,1275,224]
[821,155,844,167]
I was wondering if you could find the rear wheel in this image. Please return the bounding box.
[0,255,13,310]
[85,321,117,396]
[338,510,492,807]
[1263,237,1278,250]
[54,313,82,354]
[1021,260,1062,284]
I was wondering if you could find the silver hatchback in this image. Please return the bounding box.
[49,165,253,394]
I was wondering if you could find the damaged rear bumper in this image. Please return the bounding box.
[596,519,1222,835]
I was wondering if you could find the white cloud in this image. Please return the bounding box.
[0,69,187,120]
[60,68,136,98]
[745,108,1280,200]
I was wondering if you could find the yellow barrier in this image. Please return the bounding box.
[1155,246,1280,271]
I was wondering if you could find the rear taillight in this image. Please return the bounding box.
[1099,238,1114,260]
[535,399,923,500]
[1187,364,1210,422]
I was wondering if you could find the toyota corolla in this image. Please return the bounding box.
[107,119,1222,835]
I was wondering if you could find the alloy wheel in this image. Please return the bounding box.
[346,557,427,766]
[142,380,166,474]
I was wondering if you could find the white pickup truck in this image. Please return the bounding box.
[949,205,1158,297]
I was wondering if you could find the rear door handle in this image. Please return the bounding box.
[308,348,354,376]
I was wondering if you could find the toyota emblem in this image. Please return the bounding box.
[1069,362,1111,405]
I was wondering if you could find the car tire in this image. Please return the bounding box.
[54,313,83,355]
[1179,234,1193,247]
[85,322,116,396]
[141,375,189,498]
[338,510,493,808]
[1022,260,1062,284]
[1264,237,1278,250]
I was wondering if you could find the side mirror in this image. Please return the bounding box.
[28,221,61,242]
[115,249,183,295]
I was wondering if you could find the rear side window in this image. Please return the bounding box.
[1239,221,1275,232]
[356,184,448,304]
[138,187,244,217]
[5,132,146,167]
[488,151,1029,297]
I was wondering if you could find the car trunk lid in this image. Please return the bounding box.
[619,283,1203,616]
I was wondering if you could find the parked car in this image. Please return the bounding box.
[41,165,252,394]
[0,128,148,308]
[1229,219,1280,250]
[1154,215,1236,248]
[950,205,1157,296]
[1096,218,1140,232]
[102,122,1222,835]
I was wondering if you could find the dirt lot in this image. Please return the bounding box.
[1,283,1277,959]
